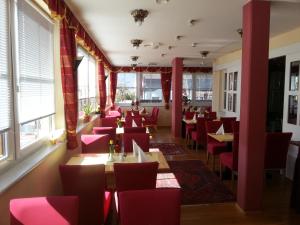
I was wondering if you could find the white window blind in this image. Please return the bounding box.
[88,56,96,98]
[77,47,89,100]
[17,0,55,124]
[0,0,10,132]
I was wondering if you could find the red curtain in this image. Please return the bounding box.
[110,71,117,106]
[98,61,107,117]
[60,19,78,149]
[161,71,172,109]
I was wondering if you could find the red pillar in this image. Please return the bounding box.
[237,0,270,211]
[171,58,183,137]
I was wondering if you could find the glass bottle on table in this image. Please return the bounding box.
[108,139,115,162]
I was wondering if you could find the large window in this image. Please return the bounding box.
[182,73,212,105]
[140,73,162,103]
[223,71,238,112]
[17,0,55,149]
[77,47,97,113]
[116,73,137,103]
[105,68,110,105]
[0,0,55,160]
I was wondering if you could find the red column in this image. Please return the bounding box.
[237,0,270,211]
[171,58,183,137]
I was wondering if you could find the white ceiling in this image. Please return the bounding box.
[64,0,300,67]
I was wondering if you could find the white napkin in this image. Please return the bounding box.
[132,119,137,127]
[138,148,147,162]
[131,112,134,117]
[216,124,225,135]
[132,140,140,157]
[193,114,196,121]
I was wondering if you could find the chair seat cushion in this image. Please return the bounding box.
[103,191,112,222]
[207,142,227,155]
[191,131,198,141]
[220,152,233,169]
[185,124,196,135]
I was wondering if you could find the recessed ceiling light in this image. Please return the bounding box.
[161,53,166,57]
[156,0,170,4]
[168,45,174,50]
[192,43,197,48]
[176,35,183,41]
[200,51,209,58]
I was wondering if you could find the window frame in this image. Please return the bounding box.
[139,73,163,104]
[223,69,239,114]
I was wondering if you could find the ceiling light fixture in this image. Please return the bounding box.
[168,45,174,50]
[236,28,243,38]
[131,56,139,61]
[176,35,183,41]
[131,39,143,49]
[131,63,137,69]
[161,53,166,57]
[200,51,209,58]
[156,0,170,4]
[192,43,197,48]
[131,9,149,26]
[189,19,199,26]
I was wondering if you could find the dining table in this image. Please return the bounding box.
[208,133,234,142]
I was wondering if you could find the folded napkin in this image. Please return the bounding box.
[132,140,140,157]
[193,114,196,121]
[216,124,225,135]
[132,119,137,127]
[137,147,147,163]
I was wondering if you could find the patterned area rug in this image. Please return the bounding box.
[168,160,236,205]
[149,143,186,156]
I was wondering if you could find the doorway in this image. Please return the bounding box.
[266,56,286,132]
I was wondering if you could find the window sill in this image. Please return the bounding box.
[0,141,66,194]
[77,114,99,133]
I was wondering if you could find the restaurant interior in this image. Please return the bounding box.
[1,0,300,225]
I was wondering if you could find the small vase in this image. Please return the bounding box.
[108,152,114,162]
[83,115,90,123]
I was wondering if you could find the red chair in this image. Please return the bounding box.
[220,117,237,133]
[114,162,159,192]
[59,165,112,225]
[185,112,196,143]
[132,110,140,116]
[219,121,240,181]
[118,189,181,225]
[123,133,150,153]
[124,116,143,127]
[108,110,121,118]
[10,196,78,225]
[185,111,195,120]
[191,117,207,151]
[206,120,228,171]
[81,134,110,153]
[143,107,159,130]
[264,132,292,170]
[204,111,217,120]
[93,127,116,142]
[101,117,117,127]
[124,127,146,133]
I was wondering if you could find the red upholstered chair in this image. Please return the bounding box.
[206,120,228,171]
[220,117,237,133]
[114,162,159,192]
[219,121,240,181]
[59,165,112,225]
[185,112,196,143]
[204,111,217,120]
[126,111,132,117]
[143,107,159,130]
[118,189,181,225]
[10,196,78,225]
[81,134,110,153]
[108,110,121,118]
[124,127,146,133]
[191,117,207,151]
[264,132,292,170]
[185,111,195,120]
[132,110,140,116]
[101,117,117,127]
[125,116,143,127]
[93,127,116,142]
[123,133,150,153]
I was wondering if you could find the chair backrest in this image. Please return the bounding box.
[10,196,78,225]
[195,117,207,146]
[101,117,117,127]
[81,134,109,153]
[152,107,159,122]
[125,116,143,127]
[92,127,116,142]
[59,165,106,225]
[264,132,292,170]
[114,162,158,192]
[132,110,140,116]
[123,133,150,153]
[232,121,240,171]
[220,117,237,133]
[118,189,181,225]
[185,112,195,120]
[206,120,223,143]
[124,127,146,133]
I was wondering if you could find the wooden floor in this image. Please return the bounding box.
[151,127,300,225]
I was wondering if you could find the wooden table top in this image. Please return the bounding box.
[208,133,234,142]
[66,151,170,174]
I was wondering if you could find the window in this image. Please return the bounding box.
[0,0,9,159]
[182,73,212,105]
[105,69,110,105]
[77,47,97,113]
[182,74,193,102]
[17,0,55,149]
[223,71,238,112]
[140,73,162,103]
[116,73,137,104]
[0,0,55,161]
